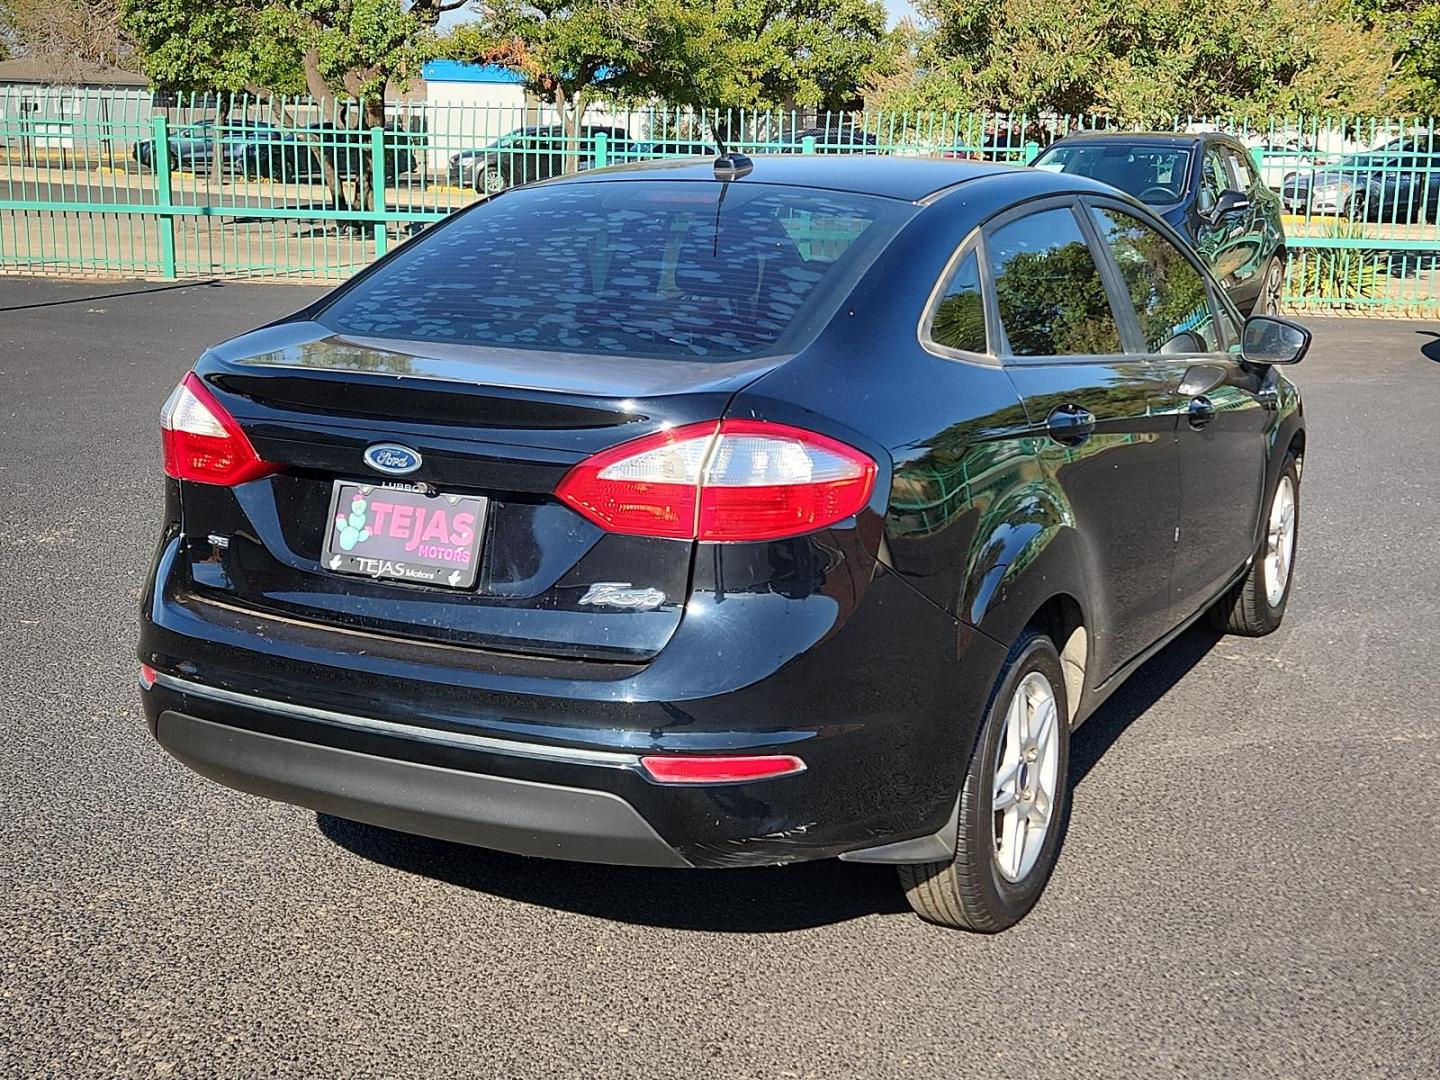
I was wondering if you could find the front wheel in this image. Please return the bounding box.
[899,629,1071,932]
[1209,453,1300,636]
[1253,255,1284,316]
[476,165,509,195]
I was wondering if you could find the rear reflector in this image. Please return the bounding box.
[556,419,876,542]
[639,754,807,784]
[160,372,275,486]
[139,663,156,689]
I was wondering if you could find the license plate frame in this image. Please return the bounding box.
[321,480,488,590]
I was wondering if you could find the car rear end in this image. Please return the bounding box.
[138,175,979,867]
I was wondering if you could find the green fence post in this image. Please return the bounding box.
[151,114,177,279]
[370,126,387,259]
[802,135,816,154]
[593,130,608,168]
[1023,140,1040,164]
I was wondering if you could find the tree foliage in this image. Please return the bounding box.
[123,0,458,113]
[874,0,1404,122]
[4,0,132,80]
[1353,0,1440,112]
[440,0,889,139]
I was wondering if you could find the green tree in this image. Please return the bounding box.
[441,0,675,154]
[677,0,891,111]
[874,0,1401,123]
[125,0,456,208]
[1352,0,1440,112]
[440,0,890,149]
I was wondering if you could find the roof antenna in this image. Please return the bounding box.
[699,104,751,181]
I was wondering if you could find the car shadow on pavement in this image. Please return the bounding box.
[1417,329,1440,363]
[318,813,912,931]
[0,278,223,312]
[318,623,1223,933]
[1068,623,1223,786]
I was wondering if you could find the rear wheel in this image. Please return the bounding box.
[1209,453,1300,636]
[899,629,1070,932]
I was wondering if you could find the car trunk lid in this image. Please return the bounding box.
[177,323,784,661]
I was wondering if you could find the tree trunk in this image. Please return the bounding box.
[211,94,230,183]
[351,96,388,217]
[557,86,589,175]
[301,48,352,215]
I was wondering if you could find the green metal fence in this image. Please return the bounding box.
[2,86,1439,312]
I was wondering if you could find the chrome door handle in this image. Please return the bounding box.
[1046,404,1096,447]
[1187,395,1216,429]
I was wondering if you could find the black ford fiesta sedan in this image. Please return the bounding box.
[139,154,1308,931]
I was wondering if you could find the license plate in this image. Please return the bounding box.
[322,481,487,589]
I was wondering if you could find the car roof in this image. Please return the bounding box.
[546,154,1027,202]
[1044,131,1230,149]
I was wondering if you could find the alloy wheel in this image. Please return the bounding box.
[1264,475,1297,607]
[1262,261,1283,314]
[480,167,508,195]
[992,671,1060,882]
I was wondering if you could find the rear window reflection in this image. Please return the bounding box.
[318,182,909,361]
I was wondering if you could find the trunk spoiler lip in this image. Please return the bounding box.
[202,322,797,400]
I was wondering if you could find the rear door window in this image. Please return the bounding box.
[1222,148,1259,194]
[984,206,1124,356]
[318,181,912,360]
[1205,149,1235,191]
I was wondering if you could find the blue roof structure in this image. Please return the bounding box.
[422,60,525,85]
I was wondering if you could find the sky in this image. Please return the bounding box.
[884,0,916,25]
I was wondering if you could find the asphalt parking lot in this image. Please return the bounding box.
[1,277,1437,1079]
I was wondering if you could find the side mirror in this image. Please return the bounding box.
[1242,315,1310,365]
[1212,189,1251,217]
[1160,331,1208,356]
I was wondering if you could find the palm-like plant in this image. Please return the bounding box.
[1294,222,1388,304]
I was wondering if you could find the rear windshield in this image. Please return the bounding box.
[317,181,910,360]
[1033,144,1192,205]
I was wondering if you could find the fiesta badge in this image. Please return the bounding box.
[363,443,423,476]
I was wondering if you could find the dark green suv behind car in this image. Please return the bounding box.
[1033,132,1288,315]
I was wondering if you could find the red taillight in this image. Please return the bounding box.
[139,663,156,688]
[555,419,877,542]
[160,372,275,486]
[640,754,806,784]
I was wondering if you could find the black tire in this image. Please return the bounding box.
[899,629,1071,932]
[1209,453,1300,636]
[167,150,181,174]
[1253,255,1284,316]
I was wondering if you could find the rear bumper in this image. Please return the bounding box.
[140,531,1010,868]
[154,703,688,867]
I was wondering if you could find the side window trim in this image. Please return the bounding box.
[918,228,998,364]
[976,194,1138,367]
[1072,196,1146,355]
[1081,195,1229,359]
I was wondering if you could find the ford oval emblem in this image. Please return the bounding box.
[363,443,422,476]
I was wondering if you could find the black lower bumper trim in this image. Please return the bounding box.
[156,711,691,868]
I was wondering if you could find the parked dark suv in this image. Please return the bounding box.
[140,156,1307,931]
[1033,132,1288,315]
